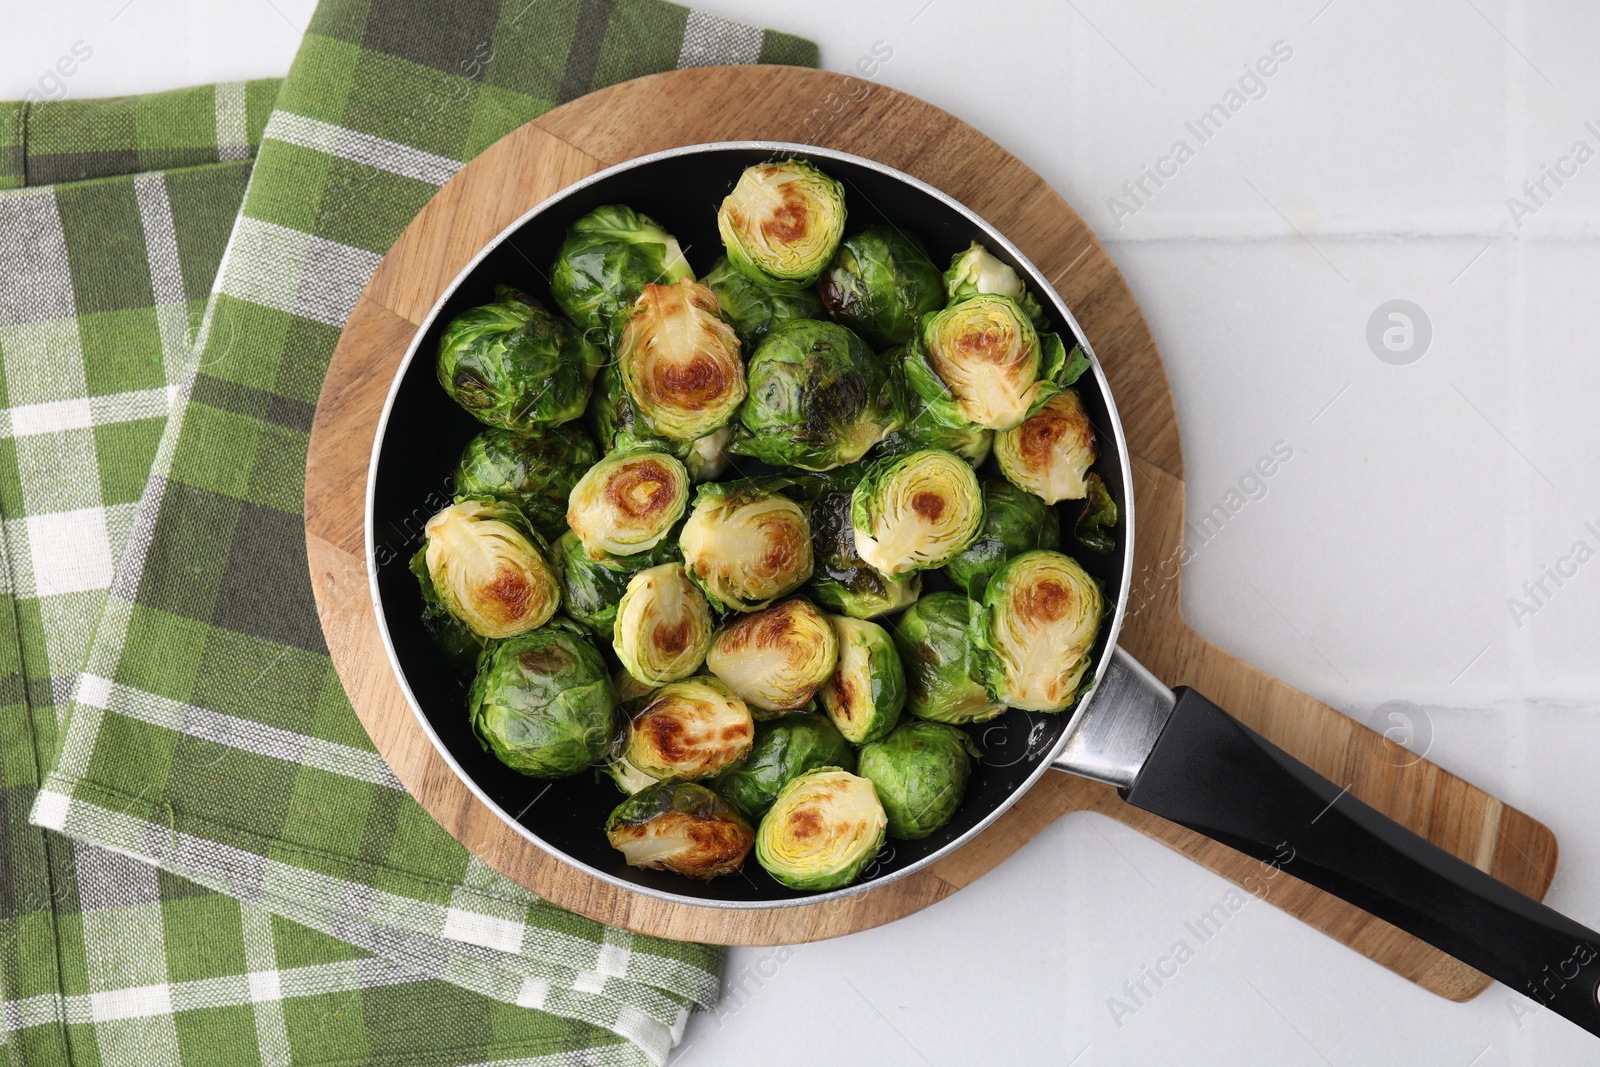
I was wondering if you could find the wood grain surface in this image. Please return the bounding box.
[304,66,1557,1000]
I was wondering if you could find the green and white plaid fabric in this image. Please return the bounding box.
[0,5,817,1065]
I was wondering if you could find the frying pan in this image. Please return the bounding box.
[367,141,1600,1036]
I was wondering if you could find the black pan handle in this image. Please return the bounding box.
[1122,687,1600,1036]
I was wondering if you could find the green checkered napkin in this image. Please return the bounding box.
[0,4,816,1065]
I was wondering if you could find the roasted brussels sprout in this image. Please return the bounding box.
[566,450,690,559]
[805,487,921,619]
[679,480,813,612]
[714,713,855,817]
[468,620,617,777]
[419,499,560,639]
[606,781,754,879]
[549,204,693,346]
[994,388,1098,504]
[686,424,734,482]
[436,285,604,433]
[942,241,1045,325]
[555,529,680,637]
[857,721,976,840]
[971,550,1103,712]
[850,449,984,576]
[904,294,1064,432]
[755,769,887,891]
[1075,472,1118,554]
[408,546,485,670]
[944,478,1062,598]
[818,615,905,744]
[622,676,754,781]
[703,254,825,348]
[877,391,994,469]
[616,278,746,442]
[706,598,839,716]
[717,159,847,286]
[453,425,597,540]
[817,226,944,347]
[891,593,1005,724]
[605,753,659,795]
[729,318,906,471]
[587,360,731,480]
[613,563,713,685]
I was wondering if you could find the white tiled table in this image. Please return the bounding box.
[12,1,1599,1061]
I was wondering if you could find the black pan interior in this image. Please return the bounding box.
[370,145,1128,903]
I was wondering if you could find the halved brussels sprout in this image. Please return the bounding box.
[994,388,1098,504]
[904,294,1063,432]
[420,499,560,639]
[566,450,690,559]
[717,159,847,286]
[755,768,887,891]
[805,487,921,620]
[453,425,598,540]
[703,254,825,348]
[706,598,839,715]
[468,620,617,777]
[714,713,855,817]
[588,360,730,480]
[437,285,604,433]
[408,546,485,670]
[679,480,813,612]
[1075,472,1118,554]
[617,278,746,442]
[606,781,754,880]
[890,593,1005,724]
[877,387,994,469]
[729,318,906,471]
[549,204,694,347]
[944,478,1062,598]
[555,530,680,637]
[817,226,944,347]
[971,550,1104,712]
[942,241,1045,325]
[857,721,976,840]
[818,615,905,744]
[605,752,660,795]
[850,449,984,576]
[623,676,754,780]
[613,563,713,686]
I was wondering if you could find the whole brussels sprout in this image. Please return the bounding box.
[857,721,977,840]
[679,480,813,612]
[436,285,603,433]
[606,781,755,880]
[468,620,617,777]
[903,294,1066,432]
[877,381,994,469]
[706,598,839,716]
[453,425,598,540]
[717,159,847,286]
[755,768,887,891]
[549,204,693,347]
[850,449,984,576]
[616,279,747,442]
[613,563,713,686]
[944,478,1062,598]
[408,546,485,670]
[714,713,855,817]
[730,318,906,471]
[994,388,1099,504]
[942,241,1045,326]
[805,487,921,620]
[891,593,1004,725]
[566,450,690,559]
[971,550,1103,712]
[419,499,560,640]
[818,615,905,744]
[816,226,944,347]
[555,529,680,637]
[703,254,825,348]
[1075,471,1119,554]
[605,752,659,795]
[623,676,754,781]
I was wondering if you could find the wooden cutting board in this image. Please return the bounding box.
[304,66,1557,1001]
